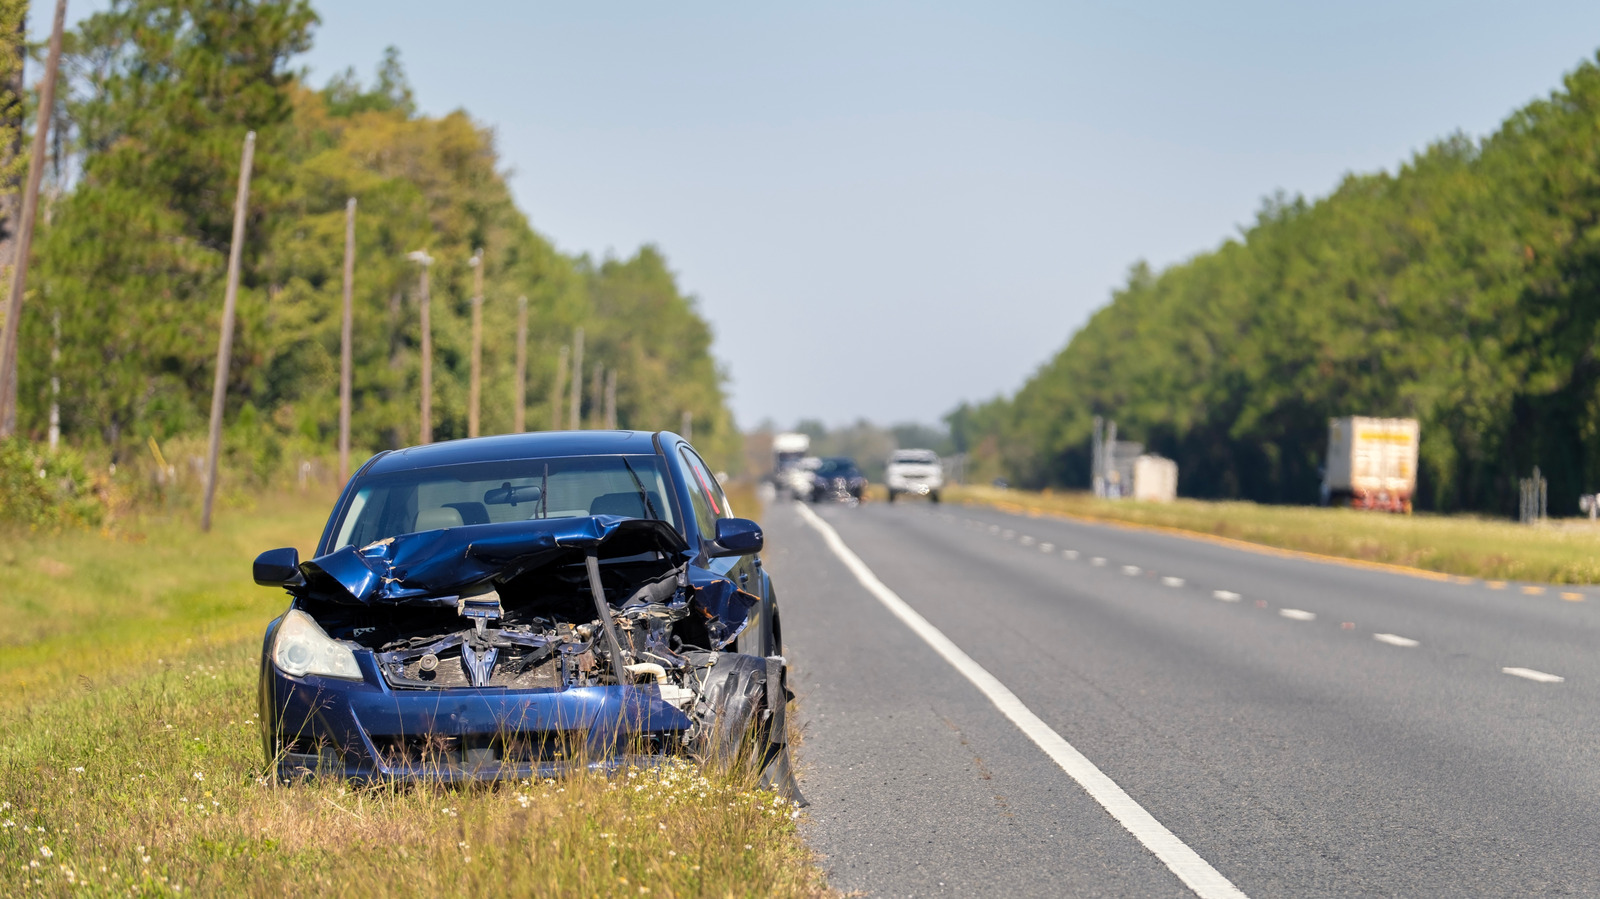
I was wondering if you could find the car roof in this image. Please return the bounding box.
[362,430,667,476]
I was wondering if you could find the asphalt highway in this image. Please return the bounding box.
[763,498,1600,897]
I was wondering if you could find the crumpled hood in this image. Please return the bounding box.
[296,515,688,608]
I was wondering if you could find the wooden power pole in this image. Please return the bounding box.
[338,197,355,483]
[550,344,569,430]
[468,247,483,438]
[569,326,584,430]
[0,0,66,438]
[407,250,433,444]
[680,410,693,444]
[589,363,602,429]
[513,295,527,433]
[200,130,256,532]
[604,369,617,429]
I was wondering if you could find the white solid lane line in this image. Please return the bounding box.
[1279,609,1316,621]
[794,503,1249,899]
[1372,633,1420,648]
[1502,667,1565,683]
[1161,577,1185,587]
[1212,590,1241,602]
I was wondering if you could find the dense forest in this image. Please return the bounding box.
[951,52,1600,517]
[0,0,738,497]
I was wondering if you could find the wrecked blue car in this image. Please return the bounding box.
[252,430,797,795]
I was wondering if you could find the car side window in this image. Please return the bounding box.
[679,448,725,539]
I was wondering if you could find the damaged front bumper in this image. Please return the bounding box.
[261,651,695,783]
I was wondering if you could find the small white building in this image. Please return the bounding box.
[1132,454,1178,503]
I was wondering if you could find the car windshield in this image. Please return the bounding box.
[816,458,859,476]
[330,454,678,551]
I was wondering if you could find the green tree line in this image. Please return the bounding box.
[951,52,1600,517]
[0,0,738,490]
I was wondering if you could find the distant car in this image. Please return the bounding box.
[810,457,866,503]
[251,430,798,796]
[885,449,943,503]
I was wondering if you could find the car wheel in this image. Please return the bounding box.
[930,489,941,503]
[887,489,897,503]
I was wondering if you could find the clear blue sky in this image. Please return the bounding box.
[37,2,1600,429]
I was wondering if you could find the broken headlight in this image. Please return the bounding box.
[273,610,363,680]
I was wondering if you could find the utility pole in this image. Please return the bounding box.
[513,295,527,433]
[0,0,66,438]
[468,247,483,438]
[569,326,584,430]
[589,363,602,429]
[338,198,355,483]
[1105,419,1118,499]
[604,369,616,429]
[46,309,57,450]
[200,130,256,532]
[550,343,569,429]
[407,250,434,445]
[1091,415,1104,497]
[680,410,693,444]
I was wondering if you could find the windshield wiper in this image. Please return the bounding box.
[620,457,661,521]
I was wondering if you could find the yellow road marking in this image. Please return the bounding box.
[1561,592,1586,602]
[1486,581,1507,590]
[1520,585,1545,595]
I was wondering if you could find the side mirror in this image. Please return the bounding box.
[254,547,304,588]
[707,517,764,558]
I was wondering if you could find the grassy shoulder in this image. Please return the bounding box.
[0,489,829,897]
[0,490,335,712]
[945,484,1600,585]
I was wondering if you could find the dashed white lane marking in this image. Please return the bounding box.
[1020,535,1036,546]
[795,503,1249,899]
[1279,609,1316,621]
[1212,590,1241,602]
[1502,667,1565,684]
[1373,633,1420,648]
[1002,529,1016,540]
[988,525,1001,534]
[1161,577,1185,588]
[1090,557,1107,567]
[1063,550,1080,560]
[1039,543,1055,553]
[1122,565,1142,576]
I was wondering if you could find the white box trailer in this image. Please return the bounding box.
[1323,417,1419,513]
[1132,455,1178,502]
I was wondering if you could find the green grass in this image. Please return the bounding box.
[948,484,1600,585]
[0,490,335,710]
[0,492,829,897]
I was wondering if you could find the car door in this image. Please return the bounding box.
[678,446,766,648]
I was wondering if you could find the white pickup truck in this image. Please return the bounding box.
[885,449,944,503]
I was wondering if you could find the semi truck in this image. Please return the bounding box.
[1322,416,1419,513]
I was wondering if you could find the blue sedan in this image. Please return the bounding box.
[252,430,797,795]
